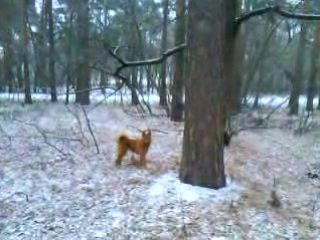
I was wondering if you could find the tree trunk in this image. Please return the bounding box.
[75,0,90,105]
[22,1,32,104]
[16,61,23,91]
[159,0,169,106]
[306,2,320,112]
[230,11,245,113]
[170,0,186,122]
[47,0,57,102]
[3,19,14,93]
[180,0,236,189]
[131,66,139,105]
[65,12,74,104]
[36,0,47,94]
[289,0,309,115]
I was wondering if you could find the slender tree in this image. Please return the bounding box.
[159,0,169,107]
[22,0,32,104]
[170,0,186,122]
[47,0,57,102]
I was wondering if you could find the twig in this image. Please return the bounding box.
[311,192,320,222]
[80,106,100,154]
[0,191,29,203]
[177,189,189,239]
[264,97,290,121]
[0,134,82,142]
[126,125,169,134]
[64,104,90,146]
[13,119,68,156]
[0,123,13,148]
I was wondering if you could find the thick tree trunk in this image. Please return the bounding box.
[75,0,90,105]
[159,0,169,106]
[180,0,236,189]
[47,0,57,102]
[306,2,320,112]
[170,0,186,122]
[289,0,309,115]
[230,16,245,113]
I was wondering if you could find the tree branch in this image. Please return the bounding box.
[105,43,187,76]
[236,5,320,27]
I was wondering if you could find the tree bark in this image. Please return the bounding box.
[22,0,32,104]
[230,7,245,114]
[179,0,236,189]
[159,0,169,106]
[170,0,186,122]
[306,1,320,112]
[75,0,90,105]
[3,12,14,93]
[47,0,57,102]
[288,0,309,115]
[35,0,48,94]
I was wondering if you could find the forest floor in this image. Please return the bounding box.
[0,102,320,240]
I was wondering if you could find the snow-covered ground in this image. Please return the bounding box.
[0,88,319,113]
[0,95,320,239]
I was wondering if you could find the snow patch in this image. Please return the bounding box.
[148,173,242,203]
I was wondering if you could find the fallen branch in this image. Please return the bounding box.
[64,104,90,146]
[264,97,290,121]
[80,105,100,154]
[13,119,69,156]
[0,191,29,203]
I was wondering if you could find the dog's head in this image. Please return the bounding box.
[141,128,152,143]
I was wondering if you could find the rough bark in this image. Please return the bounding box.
[230,27,244,113]
[179,0,236,189]
[75,0,91,105]
[170,0,186,122]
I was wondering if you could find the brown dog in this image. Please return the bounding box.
[115,129,152,167]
